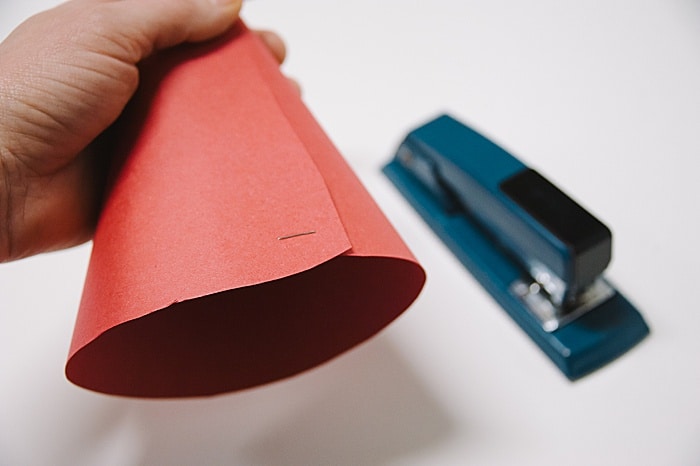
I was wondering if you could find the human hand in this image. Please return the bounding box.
[0,0,288,262]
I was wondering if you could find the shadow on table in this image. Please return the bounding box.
[133,335,456,465]
[239,337,454,465]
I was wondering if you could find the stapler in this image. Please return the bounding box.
[383,114,649,380]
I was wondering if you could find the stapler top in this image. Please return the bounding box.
[394,115,615,330]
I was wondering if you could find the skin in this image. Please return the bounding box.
[0,0,289,262]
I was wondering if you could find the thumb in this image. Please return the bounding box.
[66,0,243,63]
[0,0,243,159]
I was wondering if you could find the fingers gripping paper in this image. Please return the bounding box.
[65,22,425,397]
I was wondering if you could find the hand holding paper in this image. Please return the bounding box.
[66,22,425,397]
[0,0,245,262]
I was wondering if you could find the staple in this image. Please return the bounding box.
[277,230,317,241]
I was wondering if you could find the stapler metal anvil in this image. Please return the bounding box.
[383,114,649,380]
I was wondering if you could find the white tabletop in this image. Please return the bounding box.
[2,1,699,465]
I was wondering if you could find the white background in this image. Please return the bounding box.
[2,1,699,464]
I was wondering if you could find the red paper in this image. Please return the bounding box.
[65,22,425,397]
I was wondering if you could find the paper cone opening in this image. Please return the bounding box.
[66,256,423,397]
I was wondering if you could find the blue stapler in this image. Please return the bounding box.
[383,114,649,380]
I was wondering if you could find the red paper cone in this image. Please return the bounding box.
[65,22,425,397]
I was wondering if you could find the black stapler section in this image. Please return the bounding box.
[500,168,612,302]
[383,114,649,380]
